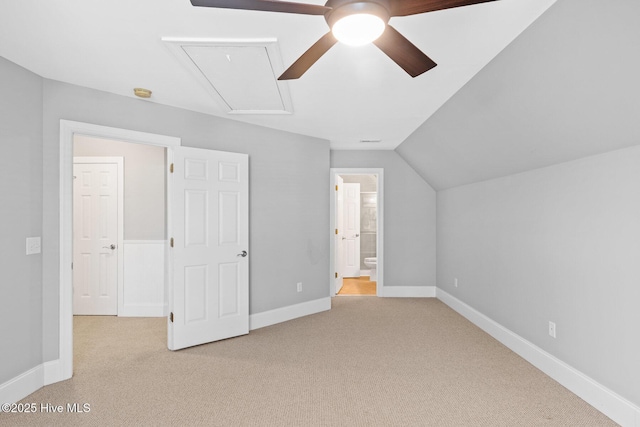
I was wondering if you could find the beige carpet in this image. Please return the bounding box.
[4,298,616,426]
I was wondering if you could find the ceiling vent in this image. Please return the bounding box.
[163,38,293,115]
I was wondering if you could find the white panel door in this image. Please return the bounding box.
[343,183,361,278]
[335,176,344,294]
[169,147,249,351]
[73,162,119,315]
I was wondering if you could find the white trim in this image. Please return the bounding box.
[73,156,124,316]
[57,120,181,387]
[0,359,65,403]
[0,365,44,404]
[62,120,180,148]
[381,286,436,298]
[249,297,331,330]
[330,168,384,297]
[43,359,63,386]
[436,288,640,427]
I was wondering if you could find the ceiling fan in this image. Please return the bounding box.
[190,0,498,80]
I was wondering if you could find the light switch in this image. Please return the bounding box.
[26,237,41,255]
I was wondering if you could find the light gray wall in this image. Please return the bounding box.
[0,57,43,383]
[437,146,640,407]
[42,79,329,362]
[396,0,640,190]
[331,150,436,287]
[74,134,166,240]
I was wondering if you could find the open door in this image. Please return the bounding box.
[335,175,344,294]
[343,183,361,278]
[168,146,249,350]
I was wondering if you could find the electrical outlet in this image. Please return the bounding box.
[548,321,556,338]
[297,282,302,293]
[454,278,458,288]
[26,237,41,255]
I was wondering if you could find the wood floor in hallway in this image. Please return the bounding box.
[338,276,376,295]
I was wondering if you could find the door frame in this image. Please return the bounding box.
[334,175,344,294]
[329,168,384,297]
[72,156,124,315]
[55,120,180,383]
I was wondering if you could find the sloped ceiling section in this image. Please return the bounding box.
[0,0,557,151]
[396,0,640,191]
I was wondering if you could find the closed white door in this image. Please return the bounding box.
[335,175,344,294]
[73,160,121,315]
[169,146,249,351]
[343,183,361,278]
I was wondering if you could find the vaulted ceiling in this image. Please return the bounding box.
[2,0,637,191]
[396,0,640,189]
[0,0,554,151]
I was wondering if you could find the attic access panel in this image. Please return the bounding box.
[164,38,293,114]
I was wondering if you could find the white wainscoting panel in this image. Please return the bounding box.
[120,240,166,317]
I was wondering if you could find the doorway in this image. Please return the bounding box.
[73,135,168,317]
[56,120,250,383]
[329,168,384,297]
[55,120,180,382]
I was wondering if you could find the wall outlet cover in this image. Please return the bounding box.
[548,321,556,338]
[26,237,42,255]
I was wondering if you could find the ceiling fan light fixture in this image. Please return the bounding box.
[326,1,390,47]
[332,13,385,46]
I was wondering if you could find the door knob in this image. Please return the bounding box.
[102,244,116,250]
[355,234,360,237]
[237,250,248,257]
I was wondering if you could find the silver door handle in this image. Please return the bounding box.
[237,250,248,257]
[102,244,116,250]
[342,237,346,240]
[355,234,359,237]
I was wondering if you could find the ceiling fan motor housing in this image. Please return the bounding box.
[324,0,391,27]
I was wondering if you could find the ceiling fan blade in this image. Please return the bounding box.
[373,25,437,77]
[390,0,498,17]
[278,32,338,80]
[190,0,331,16]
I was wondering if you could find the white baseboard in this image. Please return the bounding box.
[250,297,331,330]
[380,285,436,298]
[436,288,640,427]
[119,304,166,318]
[0,359,69,404]
[43,359,63,386]
[0,365,44,405]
